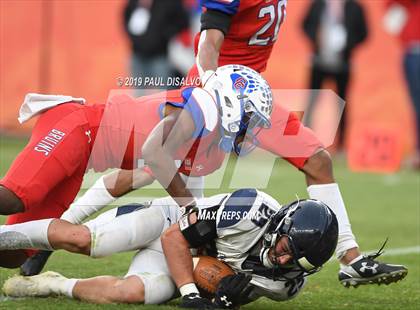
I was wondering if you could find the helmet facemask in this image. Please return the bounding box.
[259,200,327,281]
[204,64,273,156]
[232,98,272,156]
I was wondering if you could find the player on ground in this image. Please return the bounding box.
[163,189,339,308]
[182,0,407,288]
[0,65,272,268]
[1,189,338,307]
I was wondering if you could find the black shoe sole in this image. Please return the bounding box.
[340,269,408,288]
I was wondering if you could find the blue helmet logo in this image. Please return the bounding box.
[230,73,248,91]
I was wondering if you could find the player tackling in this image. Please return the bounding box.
[185,0,408,288]
[0,64,272,267]
[2,0,408,290]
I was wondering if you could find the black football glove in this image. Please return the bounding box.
[180,293,215,309]
[214,273,252,309]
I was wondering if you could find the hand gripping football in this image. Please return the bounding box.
[193,256,235,295]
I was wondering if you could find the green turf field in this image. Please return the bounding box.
[0,136,419,309]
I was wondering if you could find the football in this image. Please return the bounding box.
[193,256,235,295]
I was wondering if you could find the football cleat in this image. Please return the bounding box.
[20,250,53,276]
[339,240,408,288]
[2,271,64,297]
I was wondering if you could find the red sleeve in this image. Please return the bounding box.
[258,105,323,169]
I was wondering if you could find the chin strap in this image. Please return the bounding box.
[365,237,389,260]
[259,247,274,268]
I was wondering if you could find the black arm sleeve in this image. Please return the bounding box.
[180,206,218,248]
[201,9,233,35]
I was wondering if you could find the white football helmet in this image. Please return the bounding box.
[204,64,273,155]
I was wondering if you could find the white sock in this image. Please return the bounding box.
[0,219,53,250]
[179,283,199,297]
[61,176,116,224]
[307,183,359,259]
[340,255,364,269]
[61,279,78,298]
[50,276,78,298]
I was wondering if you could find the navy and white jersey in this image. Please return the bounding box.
[94,190,305,302]
[213,188,280,270]
[208,188,306,302]
[245,274,306,302]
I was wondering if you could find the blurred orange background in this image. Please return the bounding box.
[0,0,416,158]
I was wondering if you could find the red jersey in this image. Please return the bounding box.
[87,88,225,176]
[188,0,322,169]
[196,0,287,72]
[1,87,224,229]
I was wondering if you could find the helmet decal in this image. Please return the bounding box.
[230,73,248,91]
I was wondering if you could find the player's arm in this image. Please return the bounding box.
[142,106,197,207]
[61,169,155,224]
[162,208,253,308]
[103,168,155,197]
[196,1,237,83]
[196,29,224,81]
[162,211,217,298]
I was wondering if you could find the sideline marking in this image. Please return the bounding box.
[378,245,420,256]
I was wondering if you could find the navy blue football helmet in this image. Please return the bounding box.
[259,199,338,280]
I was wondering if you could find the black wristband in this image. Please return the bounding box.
[179,206,218,248]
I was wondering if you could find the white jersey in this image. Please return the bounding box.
[213,189,280,270]
[196,189,306,302]
[84,190,305,303]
